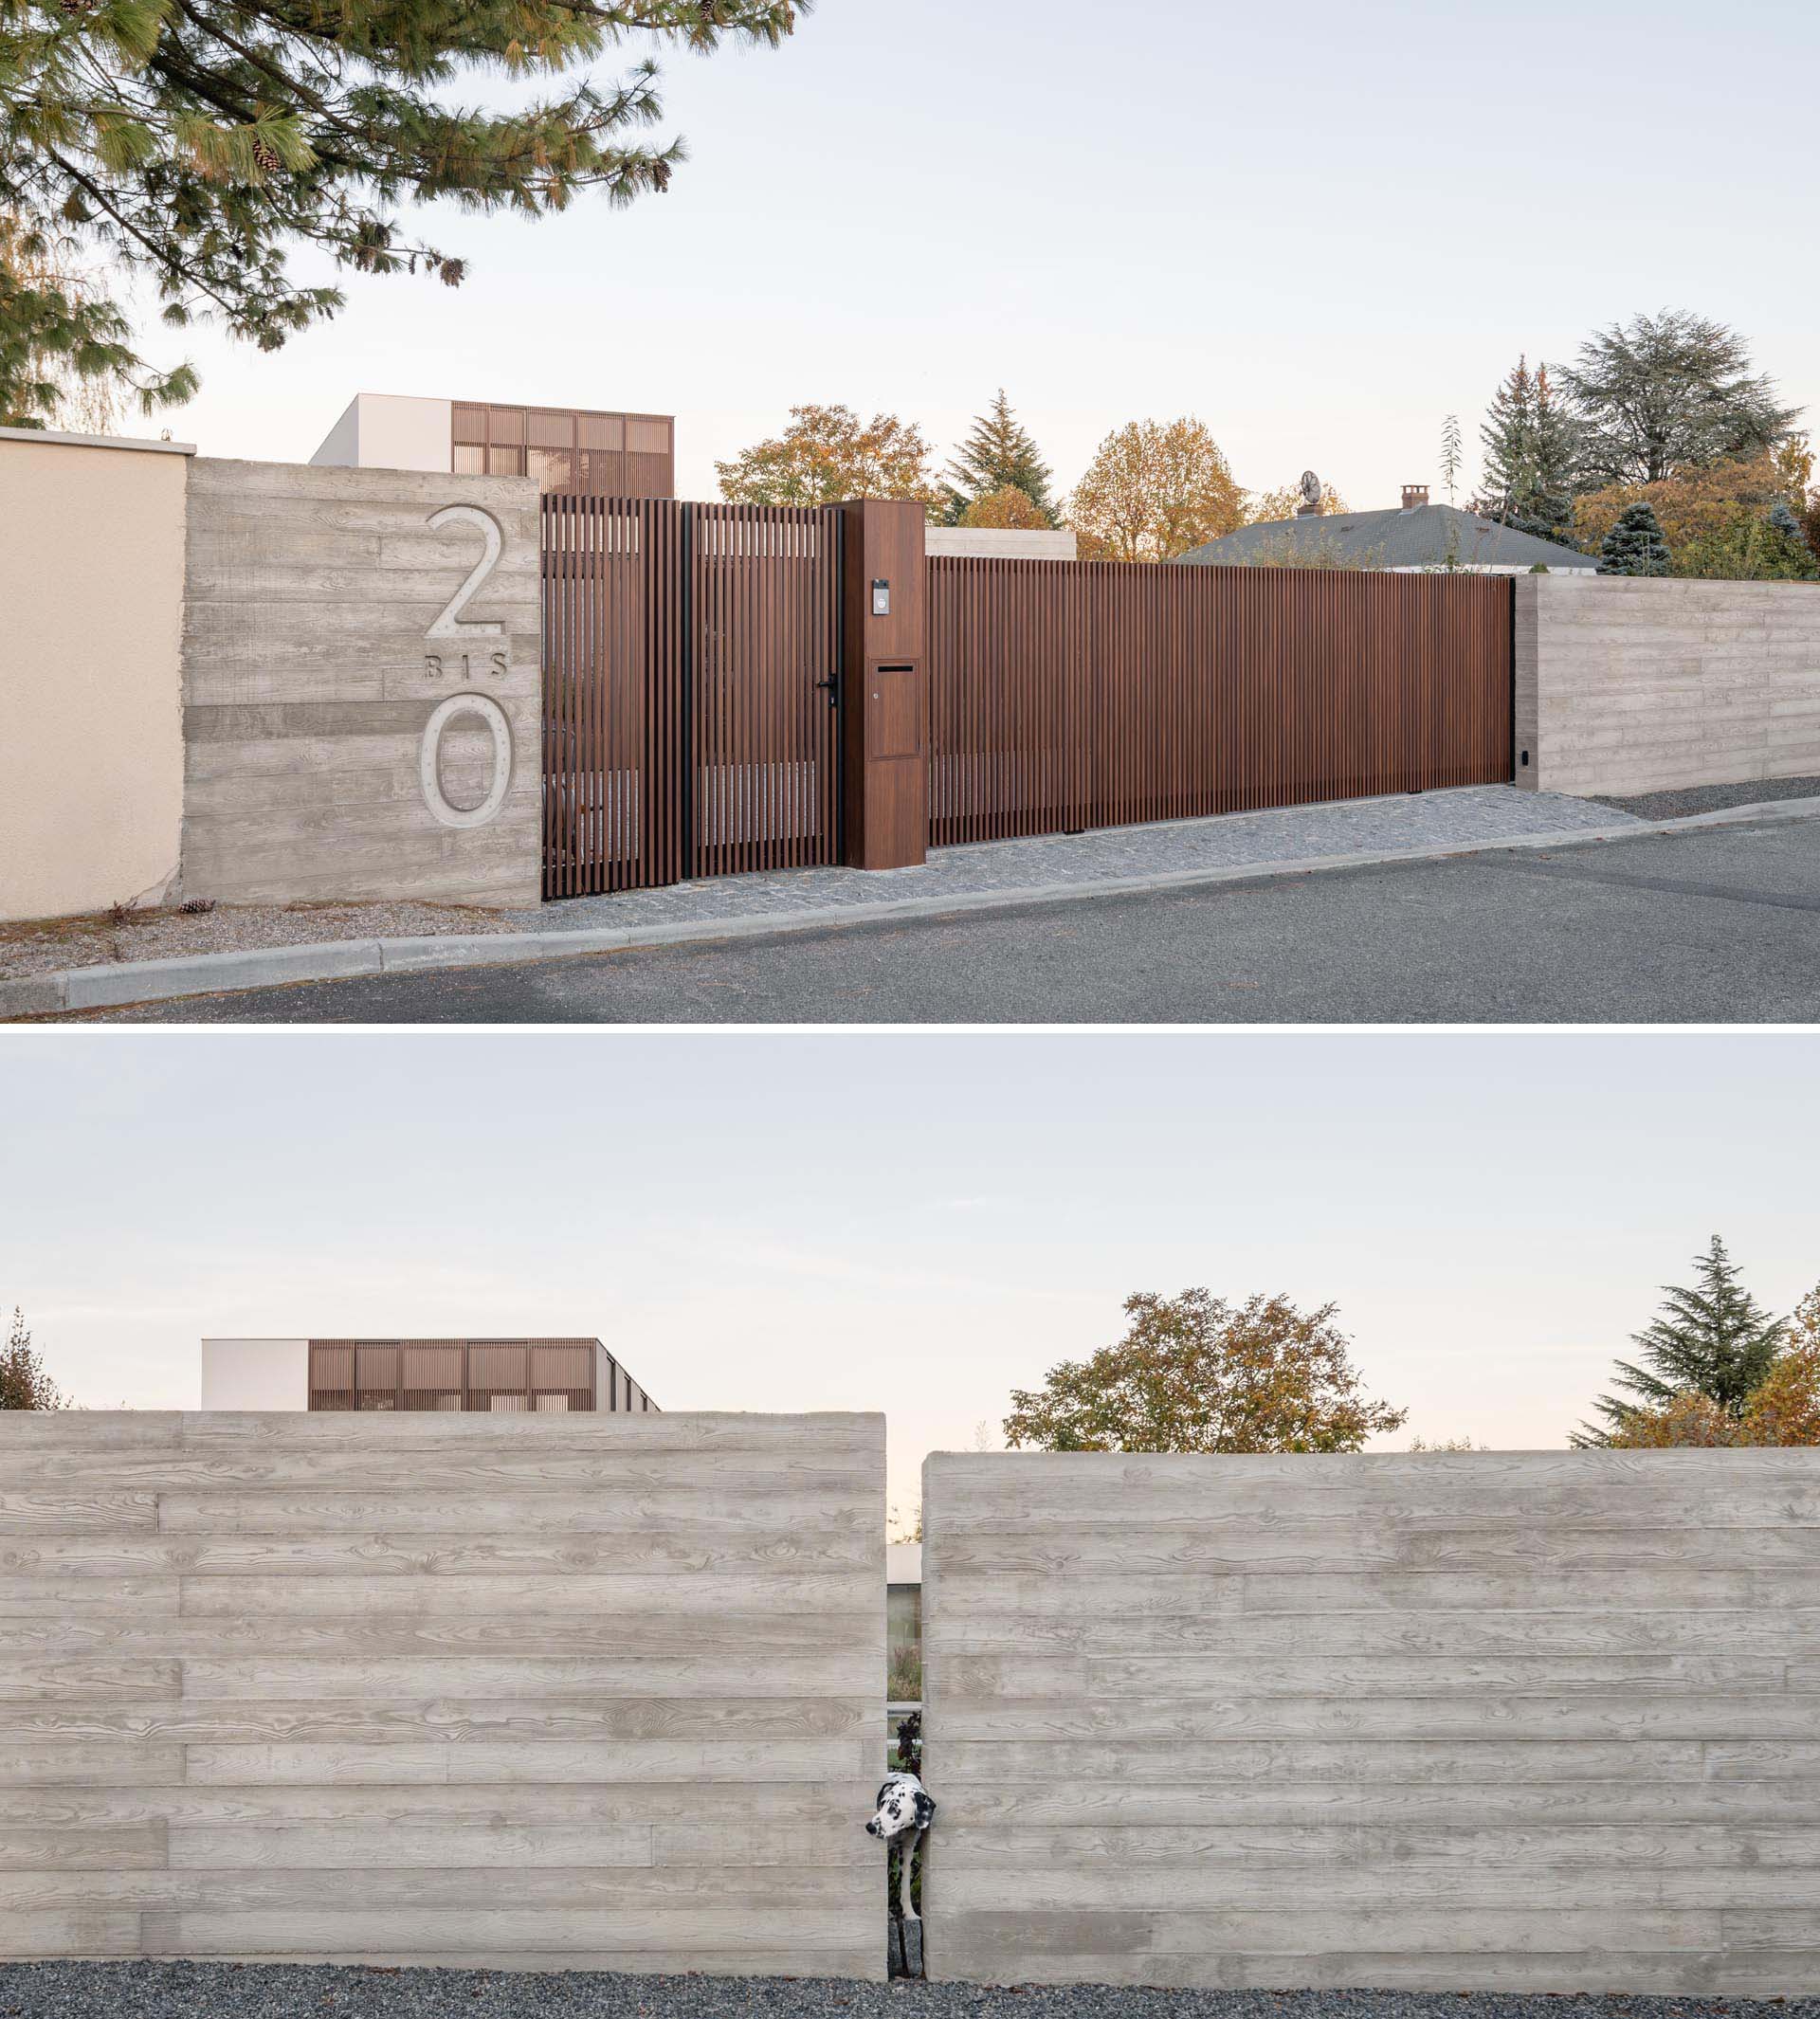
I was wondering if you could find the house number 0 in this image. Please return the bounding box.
[420,693,513,830]
[420,503,512,828]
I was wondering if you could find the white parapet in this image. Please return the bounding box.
[309,392,454,473]
[199,1338,309,1410]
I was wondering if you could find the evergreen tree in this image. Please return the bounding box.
[1599,500,1672,576]
[1756,501,1820,580]
[0,1,806,425]
[1769,500,1811,551]
[1476,355,1580,545]
[1504,492,1577,547]
[1574,1237,1786,1445]
[942,391,1059,526]
[1557,311,1801,486]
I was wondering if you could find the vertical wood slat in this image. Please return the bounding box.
[544,499,842,898]
[927,559,1514,848]
[683,503,842,882]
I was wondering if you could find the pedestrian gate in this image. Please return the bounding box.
[542,498,845,899]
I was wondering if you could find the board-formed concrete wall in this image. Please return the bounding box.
[924,527,1078,561]
[1516,573,1820,797]
[180,459,543,907]
[0,1410,883,1974]
[921,1448,1820,1994]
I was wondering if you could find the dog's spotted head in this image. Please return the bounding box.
[865,1771,935,1840]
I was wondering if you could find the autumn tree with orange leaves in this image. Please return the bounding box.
[1002,1288,1409,1454]
[1066,418,1247,563]
[716,404,938,515]
[958,483,1051,531]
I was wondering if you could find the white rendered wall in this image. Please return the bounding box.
[0,429,191,922]
[308,393,452,472]
[199,1338,308,1410]
[308,397,361,467]
[356,393,453,473]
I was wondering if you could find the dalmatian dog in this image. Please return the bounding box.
[865,1769,935,1921]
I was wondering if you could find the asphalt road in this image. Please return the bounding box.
[83,815,1820,1025]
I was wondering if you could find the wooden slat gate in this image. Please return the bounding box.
[927,559,1514,846]
[542,498,845,898]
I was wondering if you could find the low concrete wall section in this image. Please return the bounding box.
[925,526,1077,561]
[0,1410,883,1975]
[922,1447,1820,1993]
[1516,573,1820,797]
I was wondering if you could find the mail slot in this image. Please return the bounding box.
[867,664,922,762]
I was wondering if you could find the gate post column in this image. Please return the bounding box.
[838,499,927,870]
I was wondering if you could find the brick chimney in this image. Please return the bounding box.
[1401,484,1430,511]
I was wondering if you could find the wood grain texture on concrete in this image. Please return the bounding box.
[178,460,543,907]
[920,1448,1820,1993]
[0,1412,884,1976]
[1515,573,1820,798]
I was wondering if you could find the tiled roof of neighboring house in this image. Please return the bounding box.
[1177,502,1599,573]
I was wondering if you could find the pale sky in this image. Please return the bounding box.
[4,1031,1816,1513]
[131,0,1818,513]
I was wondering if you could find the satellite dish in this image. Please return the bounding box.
[1299,470,1321,506]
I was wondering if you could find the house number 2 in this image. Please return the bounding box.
[426,504,505,638]
[420,503,513,828]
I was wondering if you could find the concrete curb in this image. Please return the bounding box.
[8,792,1820,1019]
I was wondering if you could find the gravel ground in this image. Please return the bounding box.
[0,1970,1812,2019]
[0,788,1631,983]
[533,788,1636,934]
[0,900,525,981]
[1592,774,1820,822]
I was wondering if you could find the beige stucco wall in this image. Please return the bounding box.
[1515,573,1820,796]
[0,430,191,923]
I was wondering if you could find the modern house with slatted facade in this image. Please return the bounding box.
[309,392,676,496]
[199,1337,658,1414]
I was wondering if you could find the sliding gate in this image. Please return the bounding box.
[927,560,1515,846]
[542,498,845,898]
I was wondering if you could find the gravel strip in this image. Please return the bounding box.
[0,1969,1812,2019]
[0,901,529,982]
[537,789,1638,935]
[1591,775,1820,822]
[0,788,1641,983]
